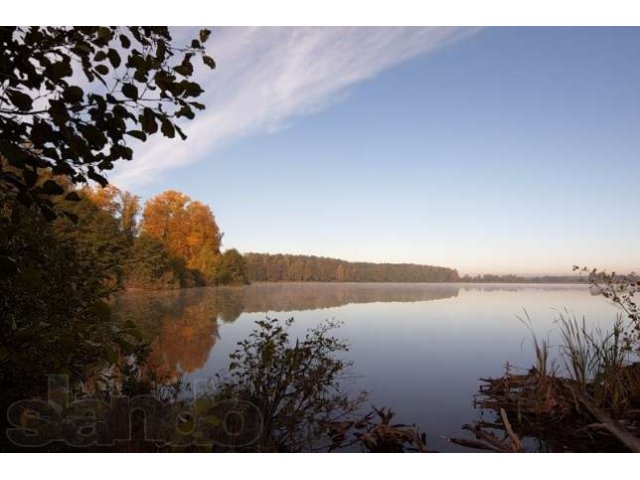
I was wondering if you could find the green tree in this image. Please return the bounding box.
[216,249,250,285]
[123,234,187,290]
[0,187,144,418]
[52,189,131,291]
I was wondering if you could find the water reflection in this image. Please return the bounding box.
[112,289,220,382]
[236,282,459,313]
[111,282,619,452]
[111,283,460,380]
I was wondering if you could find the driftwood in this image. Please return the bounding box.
[323,406,433,452]
[451,369,640,452]
[568,387,640,453]
[451,419,524,453]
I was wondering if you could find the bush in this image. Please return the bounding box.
[0,188,145,416]
[212,317,362,451]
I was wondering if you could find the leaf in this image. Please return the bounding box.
[121,83,138,100]
[42,180,64,195]
[202,55,215,69]
[87,170,108,187]
[97,27,112,42]
[176,106,195,120]
[183,81,204,98]
[141,108,158,134]
[22,169,38,187]
[48,61,73,80]
[199,29,211,44]
[65,191,81,202]
[31,121,53,146]
[107,49,121,68]
[95,64,109,75]
[63,86,84,103]
[79,124,107,148]
[156,39,167,60]
[174,61,193,77]
[126,130,147,141]
[119,34,131,49]
[160,118,175,138]
[7,88,33,111]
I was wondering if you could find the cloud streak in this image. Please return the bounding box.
[110,27,478,189]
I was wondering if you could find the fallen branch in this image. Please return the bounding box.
[568,387,640,453]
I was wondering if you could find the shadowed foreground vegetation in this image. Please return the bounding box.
[452,268,640,452]
[2,317,429,452]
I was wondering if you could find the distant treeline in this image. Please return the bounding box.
[244,253,459,283]
[525,275,587,284]
[460,274,525,283]
[460,274,587,284]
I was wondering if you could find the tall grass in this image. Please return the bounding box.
[516,310,640,412]
[517,311,558,414]
[518,311,555,380]
[556,312,638,411]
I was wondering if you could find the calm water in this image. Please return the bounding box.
[112,282,620,452]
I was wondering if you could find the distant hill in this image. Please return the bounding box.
[243,253,460,283]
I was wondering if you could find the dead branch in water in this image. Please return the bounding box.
[568,386,640,453]
[323,406,434,453]
[451,368,640,452]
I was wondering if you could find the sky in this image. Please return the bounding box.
[109,27,640,276]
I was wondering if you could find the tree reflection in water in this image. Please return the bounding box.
[147,303,219,383]
[111,283,460,382]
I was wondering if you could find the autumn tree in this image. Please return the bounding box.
[140,190,222,271]
[84,185,141,242]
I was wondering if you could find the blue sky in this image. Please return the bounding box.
[110,27,640,275]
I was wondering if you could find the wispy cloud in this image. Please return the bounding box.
[110,27,478,189]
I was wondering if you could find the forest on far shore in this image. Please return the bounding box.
[244,253,459,283]
[243,254,587,284]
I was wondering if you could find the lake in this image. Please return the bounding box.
[111,282,621,452]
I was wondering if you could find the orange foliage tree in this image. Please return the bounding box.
[140,190,222,274]
[84,185,141,241]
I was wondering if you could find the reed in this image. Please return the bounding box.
[556,312,638,411]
